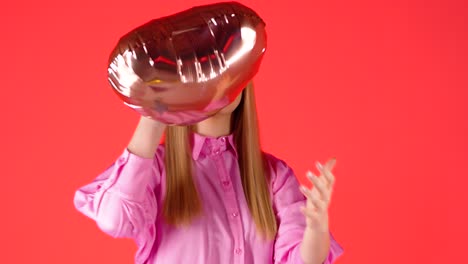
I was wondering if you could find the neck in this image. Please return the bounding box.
[194,113,232,138]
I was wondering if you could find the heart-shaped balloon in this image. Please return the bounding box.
[107,2,266,125]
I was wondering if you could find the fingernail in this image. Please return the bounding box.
[307,171,316,179]
[316,161,322,170]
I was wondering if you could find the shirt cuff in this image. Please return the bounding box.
[291,231,345,264]
[323,232,344,264]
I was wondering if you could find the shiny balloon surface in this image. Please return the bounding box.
[107,2,266,125]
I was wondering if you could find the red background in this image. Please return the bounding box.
[1,0,467,263]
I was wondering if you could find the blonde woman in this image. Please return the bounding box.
[74,82,344,264]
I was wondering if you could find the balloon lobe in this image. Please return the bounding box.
[107,2,267,125]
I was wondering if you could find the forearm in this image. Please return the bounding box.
[127,116,166,158]
[300,228,330,264]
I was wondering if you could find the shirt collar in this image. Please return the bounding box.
[190,132,237,160]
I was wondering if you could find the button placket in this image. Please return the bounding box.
[210,144,244,262]
[212,152,230,190]
[213,148,221,155]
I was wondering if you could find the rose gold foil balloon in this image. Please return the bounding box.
[107,2,266,125]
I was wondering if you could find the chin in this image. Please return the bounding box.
[215,109,234,116]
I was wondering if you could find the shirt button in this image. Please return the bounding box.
[222,180,230,187]
[212,147,220,155]
[232,212,239,217]
[221,137,226,143]
[235,248,242,255]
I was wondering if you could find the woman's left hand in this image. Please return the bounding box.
[299,158,337,232]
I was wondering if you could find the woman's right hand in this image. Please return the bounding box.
[127,116,167,159]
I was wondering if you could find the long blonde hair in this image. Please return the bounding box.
[163,82,277,239]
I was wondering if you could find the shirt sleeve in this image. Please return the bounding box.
[268,154,344,264]
[73,147,164,261]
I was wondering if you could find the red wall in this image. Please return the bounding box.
[1,0,467,263]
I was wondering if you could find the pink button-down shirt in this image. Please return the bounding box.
[74,132,344,264]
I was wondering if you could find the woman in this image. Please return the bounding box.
[74,82,344,263]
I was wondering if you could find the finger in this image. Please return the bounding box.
[300,185,328,211]
[325,158,337,181]
[300,206,317,219]
[309,172,332,204]
[299,185,318,206]
[309,191,328,212]
[315,161,336,187]
[322,167,336,187]
[306,171,329,199]
[308,176,331,205]
[307,170,326,187]
[325,157,337,171]
[299,185,312,200]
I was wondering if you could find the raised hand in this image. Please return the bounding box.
[299,158,337,232]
